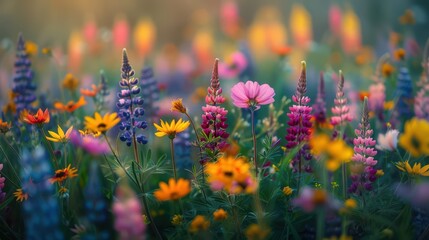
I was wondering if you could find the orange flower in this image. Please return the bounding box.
[399,9,415,25]
[0,119,11,134]
[381,63,395,77]
[54,96,86,113]
[49,164,78,183]
[393,48,406,61]
[272,45,292,57]
[80,84,100,97]
[358,91,370,101]
[14,188,28,202]
[23,108,50,125]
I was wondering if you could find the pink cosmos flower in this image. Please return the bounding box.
[70,131,110,156]
[376,129,399,151]
[230,81,275,110]
[218,52,248,79]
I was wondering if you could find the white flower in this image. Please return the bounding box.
[376,129,399,151]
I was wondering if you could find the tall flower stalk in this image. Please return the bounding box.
[117,49,148,163]
[285,61,312,192]
[12,33,37,116]
[201,59,230,163]
[140,67,160,122]
[349,97,378,197]
[313,72,327,126]
[415,57,429,121]
[395,67,414,121]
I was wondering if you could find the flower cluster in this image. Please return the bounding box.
[200,59,229,156]
[205,156,257,194]
[140,67,160,121]
[310,134,353,172]
[0,164,5,204]
[113,184,146,240]
[331,71,353,126]
[349,98,378,194]
[117,49,148,146]
[12,33,37,115]
[285,61,313,172]
[21,146,63,240]
[312,72,327,125]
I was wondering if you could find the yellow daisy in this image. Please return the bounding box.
[396,161,429,177]
[153,118,190,139]
[49,164,78,183]
[398,118,429,157]
[14,188,29,202]
[46,125,73,142]
[84,112,120,134]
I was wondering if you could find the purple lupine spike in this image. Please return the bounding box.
[349,97,378,194]
[285,61,313,173]
[200,59,229,160]
[0,164,5,204]
[12,33,37,115]
[117,49,148,147]
[331,70,352,127]
[313,72,327,124]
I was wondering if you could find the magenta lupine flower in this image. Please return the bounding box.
[415,66,429,121]
[331,71,353,126]
[312,72,327,125]
[230,81,275,110]
[200,59,230,157]
[70,131,110,156]
[349,97,378,194]
[285,61,313,173]
[113,186,146,240]
[218,51,248,79]
[0,164,5,203]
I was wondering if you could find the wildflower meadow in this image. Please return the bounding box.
[0,1,429,239]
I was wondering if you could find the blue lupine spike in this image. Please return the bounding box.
[395,67,414,119]
[21,146,63,240]
[82,162,111,240]
[12,33,37,115]
[140,66,160,121]
[174,128,192,170]
[116,49,148,146]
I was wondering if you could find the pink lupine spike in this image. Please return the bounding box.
[331,70,352,127]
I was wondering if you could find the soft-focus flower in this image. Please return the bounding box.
[344,198,357,209]
[350,98,378,194]
[78,129,101,137]
[376,169,385,177]
[398,118,429,157]
[393,48,406,61]
[85,112,120,134]
[62,73,80,91]
[290,4,313,48]
[25,41,38,56]
[376,129,399,151]
[394,67,413,121]
[113,183,146,240]
[331,71,353,126]
[171,98,187,113]
[153,178,191,201]
[46,125,73,143]
[49,164,78,183]
[54,96,86,113]
[310,134,353,172]
[171,215,184,226]
[189,215,210,233]
[396,182,429,209]
[384,101,394,110]
[153,118,190,139]
[292,187,328,212]
[358,91,370,101]
[213,208,228,221]
[313,73,327,125]
[399,9,415,25]
[205,155,257,194]
[0,119,11,134]
[272,45,292,58]
[381,63,395,77]
[396,161,429,177]
[14,188,28,202]
[80,84,100,97]
[13,34,37,115]
[0,164,5,203]
[23,108,50,126]
[245,224,270,240]
[70,130,110,156]
[231,80,275,110]
[283,186,293,196]
[218,52,248,79]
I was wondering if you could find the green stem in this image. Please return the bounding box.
[132,133,140,164]
[251,109,258,175]
[184,112,206,182]
[0,143,22,185]
[170,138,177,180]
[41,127,60,170]
[228,194,241,239]
[316,207,325,240]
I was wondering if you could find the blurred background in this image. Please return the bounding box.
[0,0,428,109]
